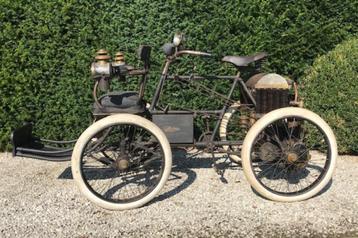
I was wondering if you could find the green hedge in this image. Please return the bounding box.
[0,0,357,150]
[301,38,358,154]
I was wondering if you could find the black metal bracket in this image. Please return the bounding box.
[11,123,75,161]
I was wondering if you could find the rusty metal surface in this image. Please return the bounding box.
[153,114,194,144]
[175,50,212,57]
[255,88,289,114]
[167,75,237,80]
[88,39,298,148]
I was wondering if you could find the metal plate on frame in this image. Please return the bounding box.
[152,114,193,144]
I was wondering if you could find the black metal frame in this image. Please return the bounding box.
[11,123,75,161]
[147,49,257,151]
[11,44,265,160]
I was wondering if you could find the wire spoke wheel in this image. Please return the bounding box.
[242,108,337,202]
[82,125,164,203]
[72,114,172,210]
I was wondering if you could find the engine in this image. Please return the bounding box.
[247,73,291,114]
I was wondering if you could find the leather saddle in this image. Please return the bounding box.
[222,52,267,67]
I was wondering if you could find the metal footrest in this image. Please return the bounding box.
[11,123,75,161]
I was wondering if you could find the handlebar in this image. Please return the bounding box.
[175,50,212,57]
[162,42,213,59]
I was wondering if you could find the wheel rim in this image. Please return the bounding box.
[249,116,332,196]
[220,103,246,162]
[79,123,165,204]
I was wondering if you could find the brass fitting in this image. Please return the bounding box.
[91,49,112,78]
[249,111,256,126]
[240,115,250,129]
[95,49,111,63]
[113,51,125,65]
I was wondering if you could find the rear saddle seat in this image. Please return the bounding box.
[222,52,267,67]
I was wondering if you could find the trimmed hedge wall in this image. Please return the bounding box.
[301,38,358,154]
[0,0,357,150]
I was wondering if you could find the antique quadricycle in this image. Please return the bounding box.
[12,33,337,210]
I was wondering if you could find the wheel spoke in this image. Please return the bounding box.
[80,123,165,203]
[249,115,332,196]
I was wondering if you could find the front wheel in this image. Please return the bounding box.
[71,114,172,210]
[241,107,337,202]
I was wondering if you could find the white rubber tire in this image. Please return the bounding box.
[241,107,337,202]
[220,102,241,163]
[71,114,172,210]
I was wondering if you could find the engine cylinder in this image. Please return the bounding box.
[253,73,290,114]
[255,88,289,114]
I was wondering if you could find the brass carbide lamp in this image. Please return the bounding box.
[90,49,111,77]
[113,51,125,66]
[91,49,112,91]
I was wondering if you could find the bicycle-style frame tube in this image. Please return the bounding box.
[149,59,172,111]
[149,50,256,148]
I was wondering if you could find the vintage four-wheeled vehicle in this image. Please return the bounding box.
[12,33,337,210]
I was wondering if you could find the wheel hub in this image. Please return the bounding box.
[287,152,298,163]
[116,155,129,171]
[286,142,310,168]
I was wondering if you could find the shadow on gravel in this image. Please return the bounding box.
[314,178,333,197]
[146,162,197,205]
[58,167,73,179]
[57,149,331,205]
[147,149,237,206]
[56,148,238,205]
[250,177,333,201]
[57,149,238,180]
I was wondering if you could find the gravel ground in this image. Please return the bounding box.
[0,151,357,238]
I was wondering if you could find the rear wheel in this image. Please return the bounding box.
[241,107,337,202]
[71,114,172,210]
